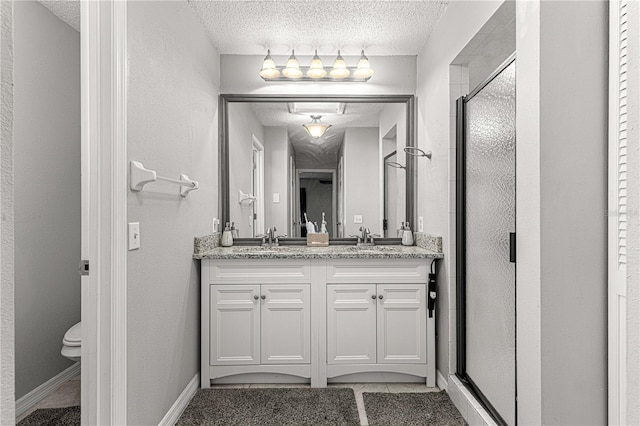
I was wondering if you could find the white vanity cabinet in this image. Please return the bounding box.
[210,284,310,366]
[200,255,436,388]
[327,283,426,365]
[201,260,313,388]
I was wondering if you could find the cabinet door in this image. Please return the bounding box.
[376,284,426,364]
[261,284,310,364]
[210,285,260,365]
[327,284,377,364]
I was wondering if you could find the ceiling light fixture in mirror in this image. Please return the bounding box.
[303,116,332,139]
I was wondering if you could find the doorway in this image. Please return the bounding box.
[296,169,337,237]
[456,57,516,425]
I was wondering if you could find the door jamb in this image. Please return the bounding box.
[81,1,128,424]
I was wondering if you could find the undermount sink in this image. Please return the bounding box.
[346,245,402,251]
[231,246,285,252]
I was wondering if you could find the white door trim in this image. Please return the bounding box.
[252,134,265,237]
[81,1,127,424]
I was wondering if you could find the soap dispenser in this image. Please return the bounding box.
[402,222,414,246]
[221,222,234,247]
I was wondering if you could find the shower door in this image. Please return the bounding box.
[456,57,516,426]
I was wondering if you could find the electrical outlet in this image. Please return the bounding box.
[212,218,219,233]
[273,193,280,203]
[418,216,424,232]
[354,215,363,224]
[128,222,140,250]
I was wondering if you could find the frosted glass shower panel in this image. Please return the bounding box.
[464,61,516,426]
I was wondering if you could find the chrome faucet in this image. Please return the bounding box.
[350,226,380,246]
[361,227,371,244]
[260,226,286,247]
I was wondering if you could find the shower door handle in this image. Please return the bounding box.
[509,232,516,263]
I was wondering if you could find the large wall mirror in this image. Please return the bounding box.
[220,95,416,240]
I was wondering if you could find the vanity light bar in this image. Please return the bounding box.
[259,49,374,83]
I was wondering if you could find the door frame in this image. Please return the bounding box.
[251,134,265,237]
[0,2,127,423]
[81,1,128,423]
[296,169,337,236]
[456,54,516,426]
[383,150,398,238]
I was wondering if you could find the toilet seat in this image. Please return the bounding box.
[63,322,81,347]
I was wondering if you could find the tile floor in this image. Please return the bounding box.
[15,374,81,424]
[210,382,443,426]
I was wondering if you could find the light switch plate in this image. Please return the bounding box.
[273,193,280,203]
[128,222,140,250]
[418,216,424,232]
[354,215,363,224]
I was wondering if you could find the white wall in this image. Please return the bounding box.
[416,0,503,385]
[516,2,607,424]
[13,1,80,399]
[127,2,219,424]
[343,127,380,237]
[379,103,407,235]
[264,127,289,234]
[0,1,15,422]
[221,55,416,95]
[228,103,264,237]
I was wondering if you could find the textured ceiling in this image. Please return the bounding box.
[250,102,384,166]
[187,1,449,56]
[37,1,450,56]
[38,1,80,32]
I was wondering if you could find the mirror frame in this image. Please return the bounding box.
[219,94,416,237]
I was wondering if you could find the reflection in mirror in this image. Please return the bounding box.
[224,98,414,239]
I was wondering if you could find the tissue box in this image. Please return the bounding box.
[306,233,329,247]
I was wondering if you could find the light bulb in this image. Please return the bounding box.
[282,50,303,79]
[306,50,327,79]
[353,50,374,79]
[258,49,280,79]
[330,50,350,79]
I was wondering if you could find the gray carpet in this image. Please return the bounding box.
[177,387,360,426]
[17,406,80,426]
[363,391,465,426]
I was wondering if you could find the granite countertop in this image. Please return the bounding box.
[193,232,444,260]
[193,244,443,260]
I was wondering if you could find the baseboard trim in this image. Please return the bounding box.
[159,373,199,426]
[15,362,80,417]
[437,369,448,391]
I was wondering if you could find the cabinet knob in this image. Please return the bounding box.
[371,294,377,300]
[378,294,384,300]
[261,295,266,300]
[253,295,259,300]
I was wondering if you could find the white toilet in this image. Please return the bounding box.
[61,321,81,362]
